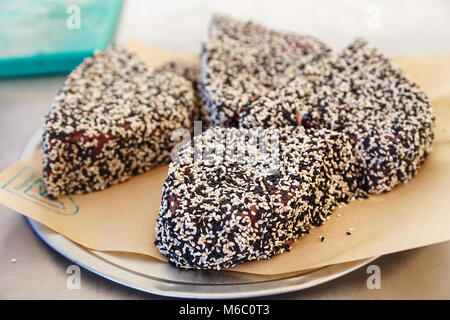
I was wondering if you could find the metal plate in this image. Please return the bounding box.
[22,127,378,298]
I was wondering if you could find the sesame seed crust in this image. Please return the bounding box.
[155,126,361,269]
[155,59,206,127]
[240,38,435,193]
[155,59,199,84]
[42,45,198,197]
[199,14,332,127]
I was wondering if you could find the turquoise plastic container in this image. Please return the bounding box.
[0,0,123,77]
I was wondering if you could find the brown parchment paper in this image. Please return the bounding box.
[0,40,448,275]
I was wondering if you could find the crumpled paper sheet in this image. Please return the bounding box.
[0,40,448,275]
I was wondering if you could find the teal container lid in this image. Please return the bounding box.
[0,0,123,77]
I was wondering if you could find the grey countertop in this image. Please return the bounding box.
[1,0,449,299]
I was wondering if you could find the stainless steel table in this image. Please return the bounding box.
[1,0,449,299]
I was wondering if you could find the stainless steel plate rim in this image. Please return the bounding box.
[22,127,379,299]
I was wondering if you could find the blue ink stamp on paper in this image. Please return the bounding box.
[2,167,79,216]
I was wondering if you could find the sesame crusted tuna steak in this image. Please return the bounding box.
[240,39,435,194]
[43,45,197,197]
[155,126,361,269]
[199,14,331,127]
